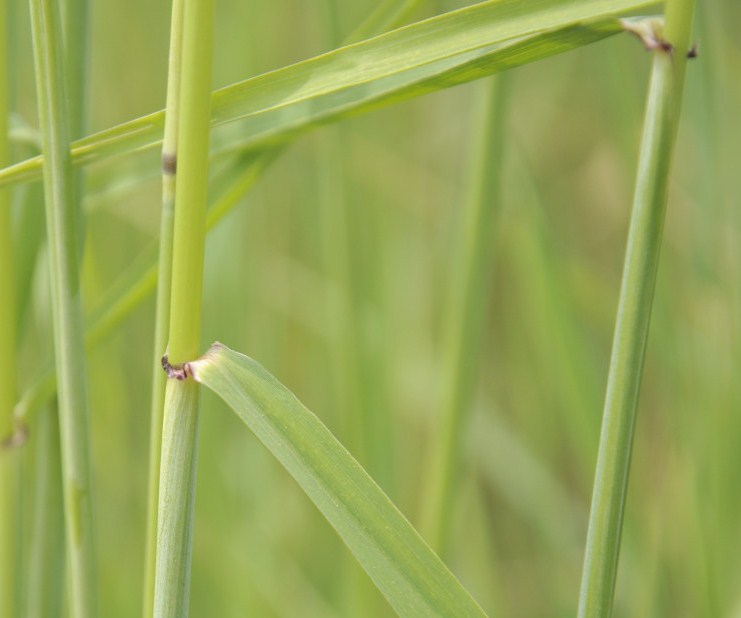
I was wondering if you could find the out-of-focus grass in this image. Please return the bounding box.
[8,0,739,616]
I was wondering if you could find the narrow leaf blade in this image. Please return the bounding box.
[0,0,658,188]
[189,343,487,618]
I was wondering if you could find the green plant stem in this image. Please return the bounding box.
[577,4,696,616]
[61,0,89,266]
[153,0,214,613]
[166,0,213,364]
[0,0,18,611]
[28,0,97,614]
[61,0,88,140]
[154,380,201,618]
[24,407,65,618]
[143,0,185,614]
[420,76,507,554]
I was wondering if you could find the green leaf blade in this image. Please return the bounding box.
[0,0,659,189]
[190,342,487,618]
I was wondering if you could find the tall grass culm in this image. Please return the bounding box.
[420,74,507,556]
[142,0,184,613]
[0,0,18,613]
[151,0,214,615]
[578,0,696,615]
[28,0,97,614]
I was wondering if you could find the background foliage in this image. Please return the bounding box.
[7,0,740,616]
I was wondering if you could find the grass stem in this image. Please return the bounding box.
[577,3,696,615]
[154,380,201,617]
[143,0,185,614]
[0,0,18,612]
[28,0,97,613]
[153,0,214,613]
[420,76,507,554]
[61,0,89,141]
[24,407,65,618]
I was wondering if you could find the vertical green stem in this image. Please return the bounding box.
[153,0,214,614]
[0,0,12,439]
[143,0,185,614]
[61,0,90,263]
[61,0,88,141]
[24,407,65,618]
[0,0,18,611]
[577,3,695,616]
[28,0,98,614]
[154,380,201,618]
[165,0,214,366]
[420,76,507,555]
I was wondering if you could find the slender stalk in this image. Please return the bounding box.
[0,0,18,611]
[0,0,12,436]
[577,3,696,616]
[154,380,201,618]
[152,0,214,613]
[61,0,90,269]
[61,0,88,138]
[165,0,214,366]
[143,0,185,614]
[420,76,507,554]
[24,407,65,618]
[28,0,97,614]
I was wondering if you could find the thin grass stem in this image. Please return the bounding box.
[61,0,88,141]
[24,407,65,618]
[420,76,507,554]
[154,380,201,618]
[143,0,185,614]
[577,3,696,615]
[28,0,97,613]
[0,0,19,612]
[153,0,214,613]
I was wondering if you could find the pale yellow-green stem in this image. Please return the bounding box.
[29,0,98,612]
[152,0,214,614]
[578,1,696,615]
[143,0,185,614]
[0,2,19,614]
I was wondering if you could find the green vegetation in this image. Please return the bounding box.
[5,0,737,616]
[28,0,96,614]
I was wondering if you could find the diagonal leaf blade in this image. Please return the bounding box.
[0,0,658,188]
[188,342,487,618]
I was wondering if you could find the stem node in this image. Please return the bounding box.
[161,354,193,381]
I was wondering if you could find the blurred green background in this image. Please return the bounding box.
[9,0,741,616]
